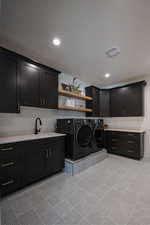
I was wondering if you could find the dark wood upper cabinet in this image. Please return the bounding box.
[110,81,146,117]
[86,86,110,117]
[20,62,40,107]
[0,49,19,113]
[124,84,144,116]
[20,61,59,109]
[86,81,145,118]
[40,70,58,109]
[110,87,127,117]
[99,90,110,117]
[86,86,100,117]
[0,47,59,112]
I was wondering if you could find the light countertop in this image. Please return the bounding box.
[0,133,66,145]
[104,128,145,133]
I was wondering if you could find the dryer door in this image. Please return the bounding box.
[77,125,92,147]
[93,127,104,148]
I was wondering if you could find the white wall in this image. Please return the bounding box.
[103,75,150,158]
[0,73,88,137]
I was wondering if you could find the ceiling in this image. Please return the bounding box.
[1,0,150,86]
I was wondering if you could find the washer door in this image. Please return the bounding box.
[77,125,92,147]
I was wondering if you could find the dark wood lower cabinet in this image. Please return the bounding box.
[0,137,65,196]
[44,138,65,176]
[105,131,144,160]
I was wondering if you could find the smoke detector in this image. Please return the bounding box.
[106,47,120,58]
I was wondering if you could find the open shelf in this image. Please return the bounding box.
[58,105,93,112]
[59,89,93,101]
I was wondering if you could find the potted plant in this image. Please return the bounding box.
[71,77,81,94]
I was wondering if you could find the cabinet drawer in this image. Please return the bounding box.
[109,145,123,154]
[123,143,140,157]
[111,132,124,140]
[0,175,21,196]
[111,132,140,144]
[111,132,122,138]
[126,139,137,145]
[111,137,119,142]
[123,148,138,158]
[0,144,20,162]
[125,140,139,150]
[1,161,23,178]
[125,132,140,140]
[111,146,119,153]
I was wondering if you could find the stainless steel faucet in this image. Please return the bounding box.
[35,117,42,134]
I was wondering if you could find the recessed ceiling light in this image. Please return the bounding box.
[52,38,61,46]
[105,73,110,78]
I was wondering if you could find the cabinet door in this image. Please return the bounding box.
[125,85,144,116]
[51,138,65,173]
[23,141,45,184]
[44,138,65,176]
[99,90,110,117]
[110,87,127,117]
[40,70,58,109]
[20,62,40,107]
[110,83,145,117]
[0,53,19,113]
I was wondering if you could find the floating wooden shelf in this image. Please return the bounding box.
[59,89,93,101]
[58,105,93,112]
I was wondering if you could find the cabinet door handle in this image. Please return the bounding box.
[0,147,14,151]
[48,148,52,157]
[128,134,135,137]
[41,98,44,105]
[112,138,117,141]
[127,150,134,153]
[43,98,46,105]
[1,162,15,168]
[45,149,53,158]
[46,149,49,158]
[2,180,14,186]
[43,98,45,105]
[17,102,20,111]
[44,99,47,105]
[40,98,42,105]
[128,141,135,144]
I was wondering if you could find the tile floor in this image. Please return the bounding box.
[1,155,150,225]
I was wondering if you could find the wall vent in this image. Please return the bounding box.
[106,47,120,58]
